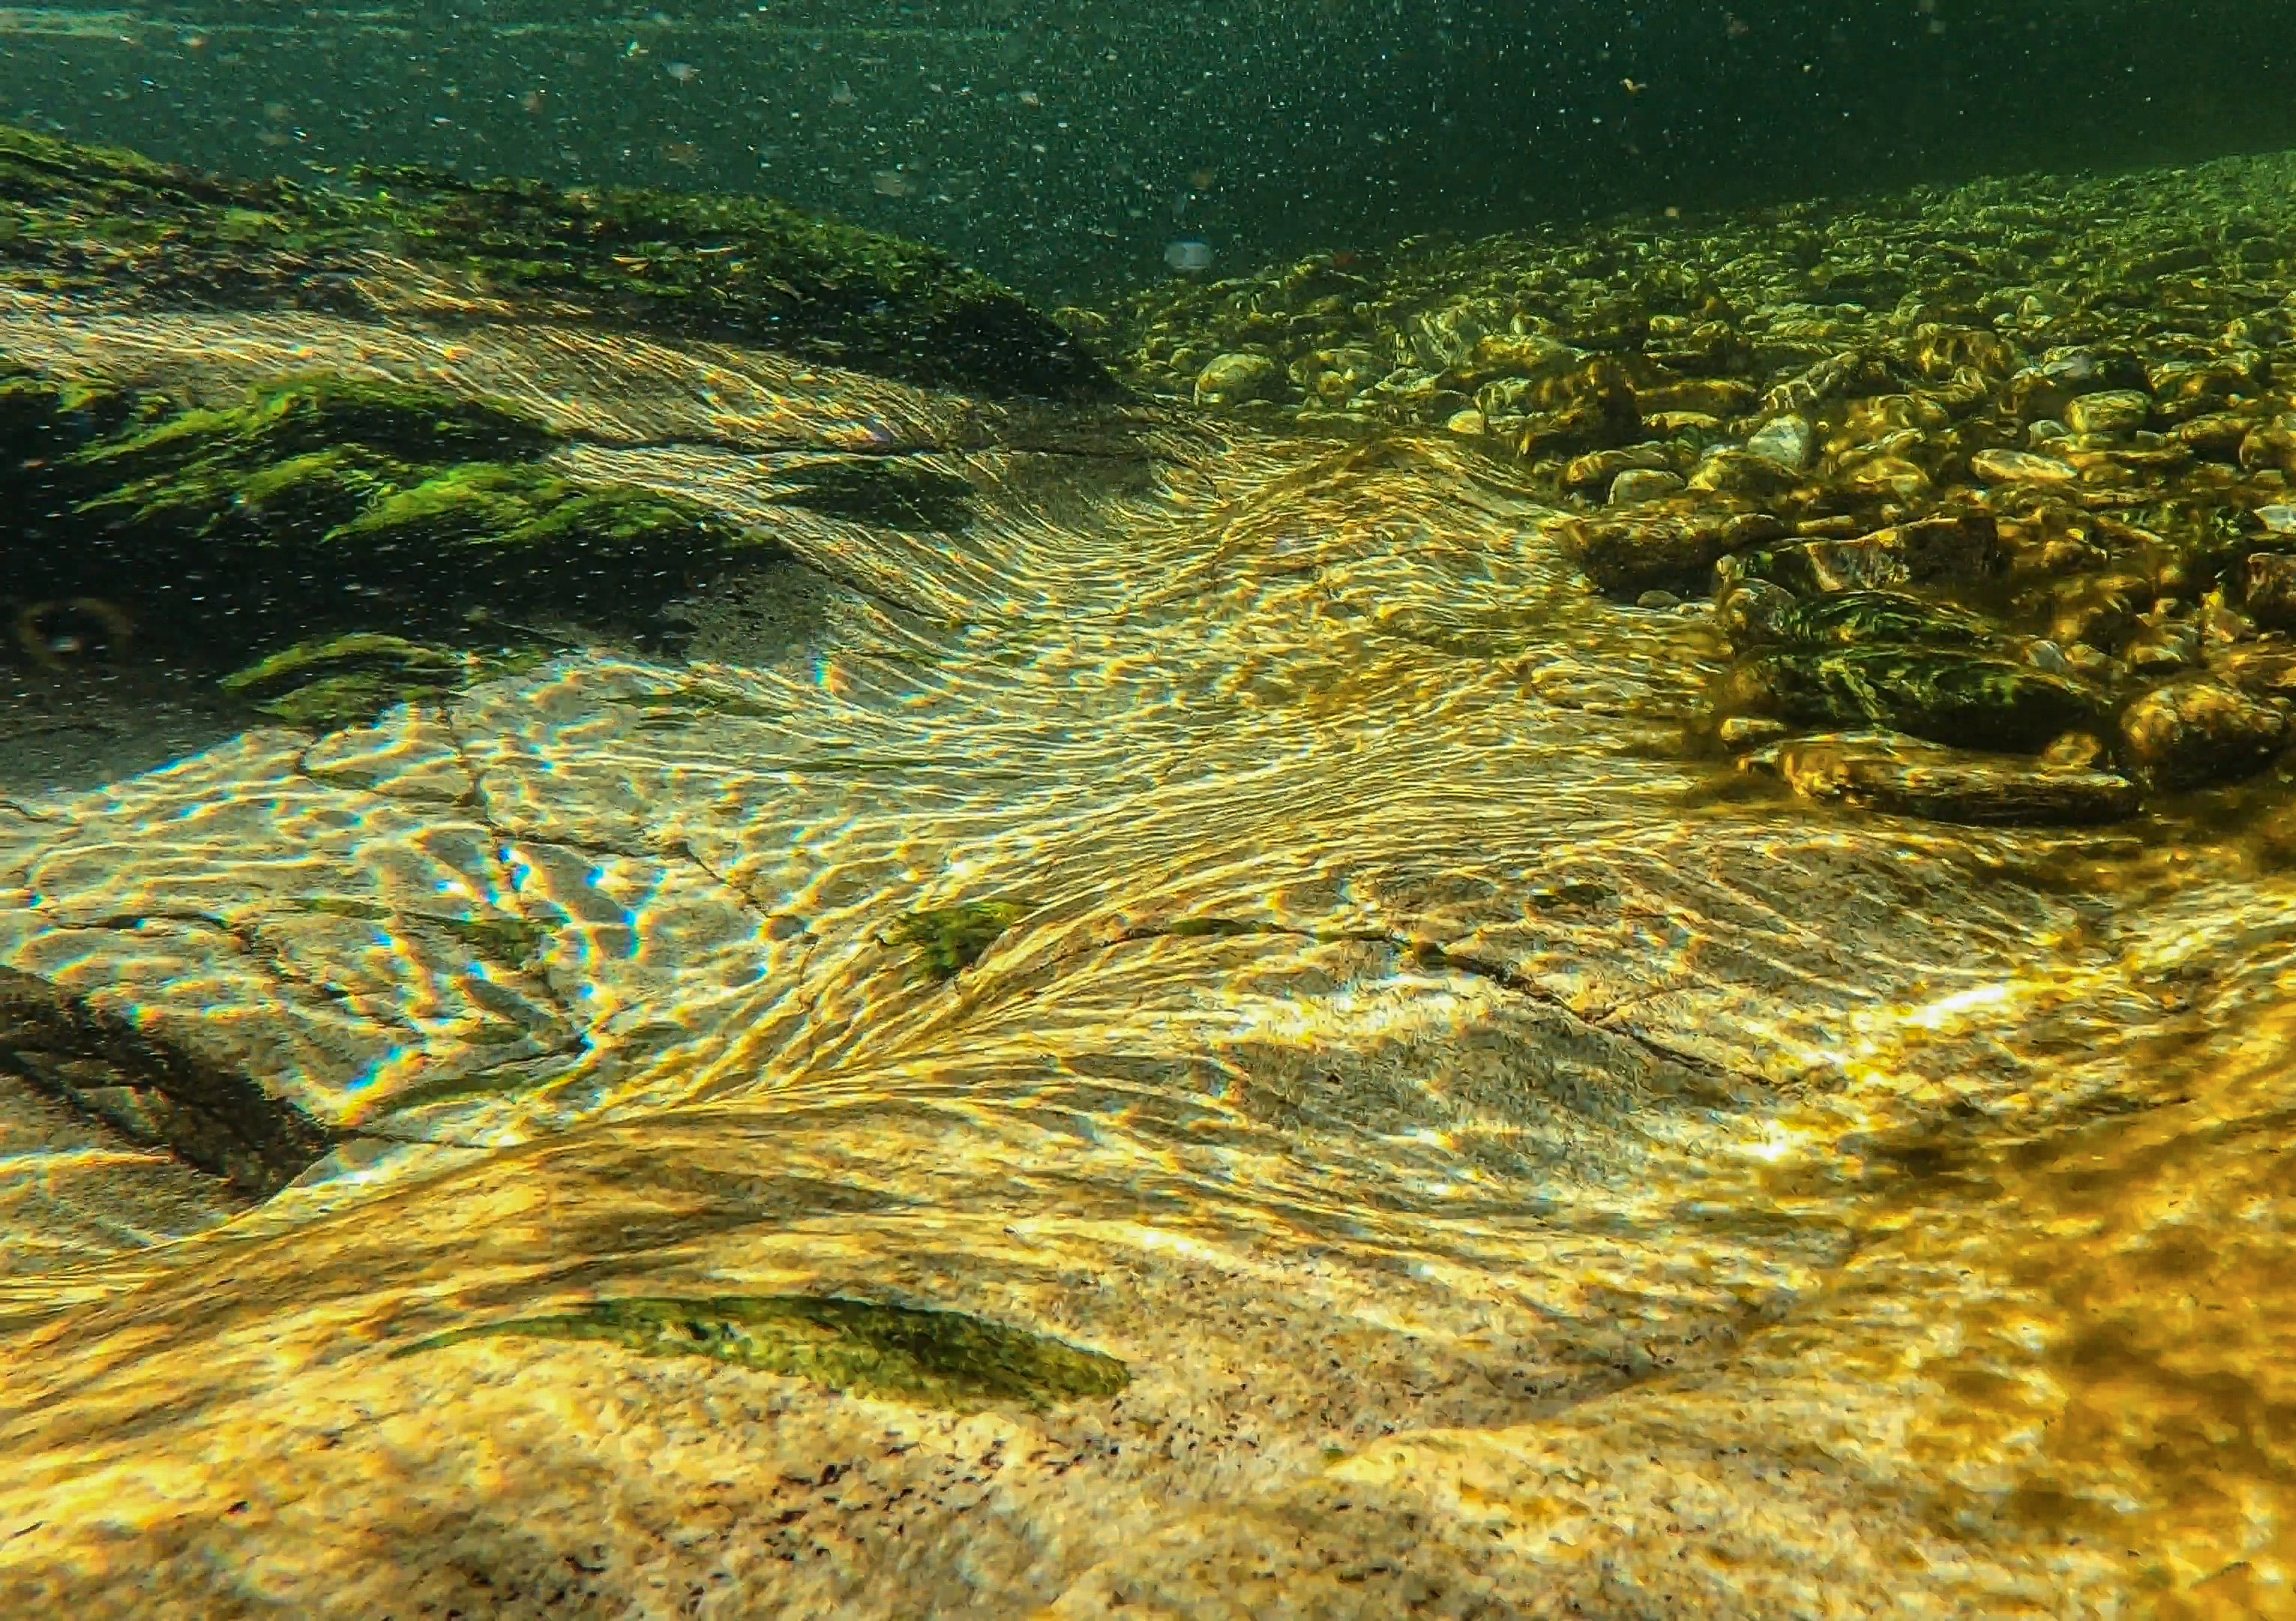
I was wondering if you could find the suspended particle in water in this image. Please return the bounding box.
[1165,237,1213,273]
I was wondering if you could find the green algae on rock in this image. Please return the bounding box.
[0,368,155,456]
[291,897,548,970]
[68,374,556,481]
[0,124,1119,402]
[2,368,769,662]
[330,462,744,566]
[1722,646,2108,754]
[218,633,470,730]
[398,1295,1128,1414]
[1723,587,2006,652]
[884,901,1035,982]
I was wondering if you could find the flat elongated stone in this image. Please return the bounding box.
[2063,389,2153,436]
[1971,447,2079,484]
[1740,729,2140,824]
[1717,513,2000,596]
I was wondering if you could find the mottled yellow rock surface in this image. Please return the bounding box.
[2,306,2293,1618]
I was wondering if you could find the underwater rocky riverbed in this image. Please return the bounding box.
[3,127,2296,1617]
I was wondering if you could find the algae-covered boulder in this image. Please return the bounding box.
[0,124,1118,403]
[1721,645,2109,753]
[1722,587,2005,652]
[1,370,768,657]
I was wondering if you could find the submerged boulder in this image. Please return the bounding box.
[2117,676,2290,789]
[1720,645,2108,753]
[1721,586,2004,652]
[1739,729,2140,825]
[1717,513,2002,597]
[2,369,768,658]
[1563,505,1789,597]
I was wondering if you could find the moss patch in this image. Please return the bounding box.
[0,367,766,668]
[71,374,554,484]
[885,901,1034,982]
[289,896,548,967]
[218,632,470,728]
[398,1294,1129,1413]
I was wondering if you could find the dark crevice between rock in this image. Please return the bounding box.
[1405,940,1769,1098]
[0,966,333,1200]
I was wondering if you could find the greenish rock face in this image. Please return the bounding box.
[0,124,1119,403]
[1725,647,2107,753]
[0,370,150,456]
[885,901,1034,982]
[398,1295,1129,1414]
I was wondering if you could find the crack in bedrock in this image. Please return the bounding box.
[0,868,1753,1211]
[1114,917,1766,1093]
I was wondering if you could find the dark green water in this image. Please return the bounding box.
[5,1,2292,301]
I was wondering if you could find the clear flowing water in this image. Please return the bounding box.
[3,5,2296,1618]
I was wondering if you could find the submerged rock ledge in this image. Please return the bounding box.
[2,131,2295,1618]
